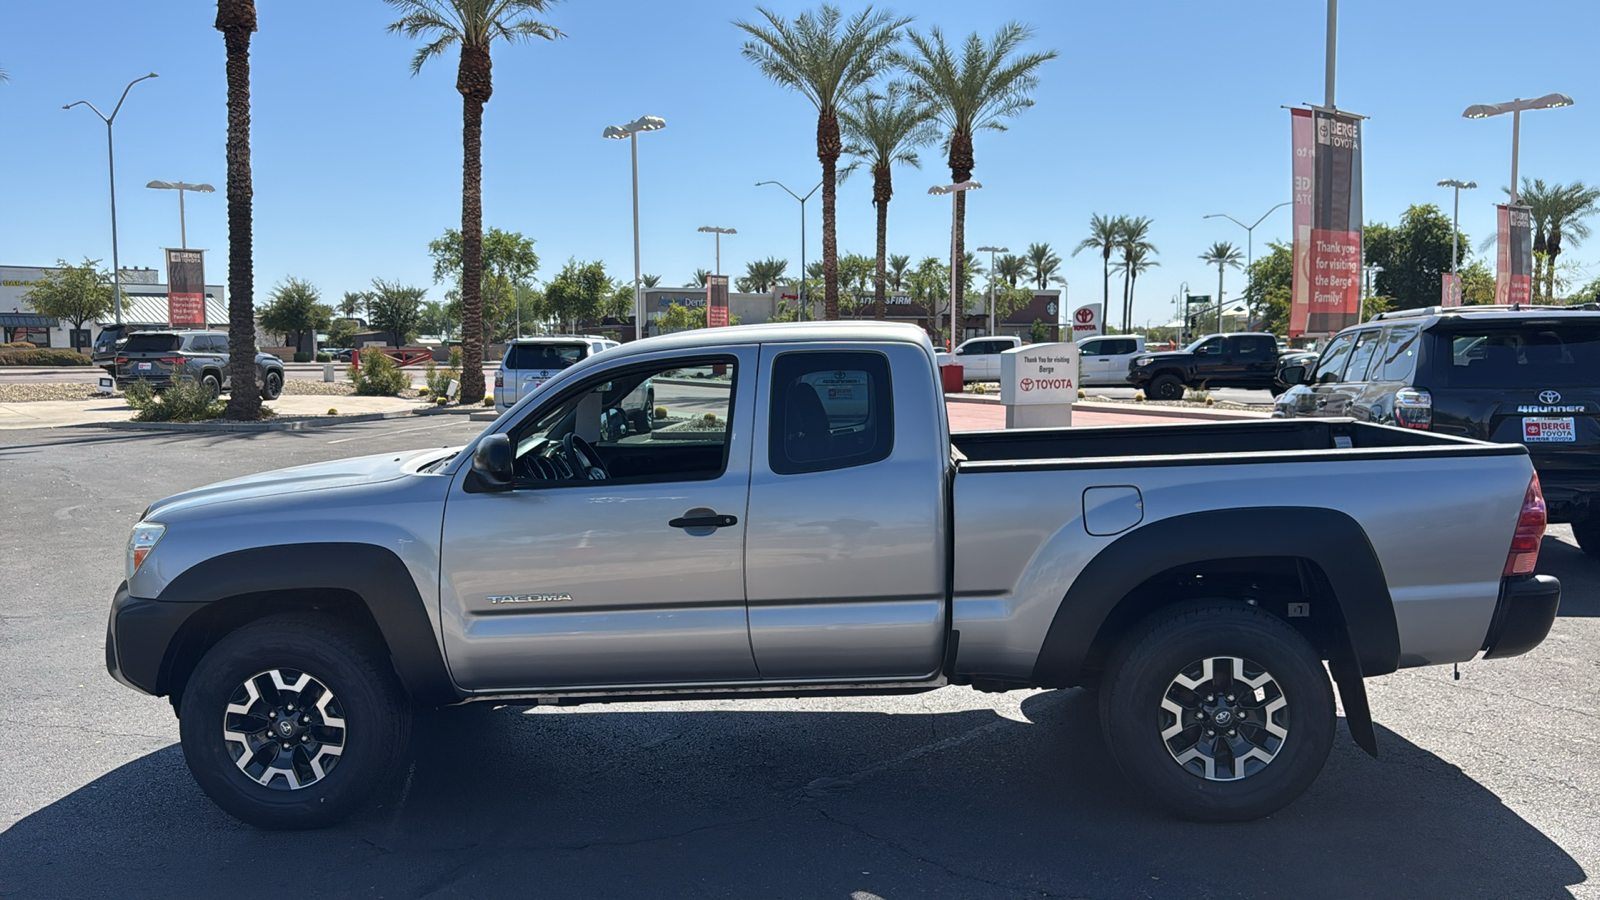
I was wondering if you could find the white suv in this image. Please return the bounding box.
[494,336,619,412]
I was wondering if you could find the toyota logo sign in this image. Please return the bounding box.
[1539,390,1562,404]
[1075,307,1095,324]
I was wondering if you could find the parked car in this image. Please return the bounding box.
[92,323,163,371]
[107,321,1559,829]
[1274,304,1600,555]
[329,348,354,363]
[1127,332,1290,399]
[114,330,285,400]
[494,335,621,412]
[1077,334,1146,387]
[944,335,1023,382]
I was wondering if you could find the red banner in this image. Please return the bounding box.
[706,274,729,327]
[1441,273,1462,307]
[1289,109,1314,336]
[165,248,206,325]
[1495,204,1533,305]
[1289,109,1364,336]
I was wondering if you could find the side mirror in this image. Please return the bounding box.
[1279,364,1308,385]
[470,433,514,492]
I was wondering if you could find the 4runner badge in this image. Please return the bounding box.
[488,593,574,605]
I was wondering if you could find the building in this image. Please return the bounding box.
[0,264,227,349]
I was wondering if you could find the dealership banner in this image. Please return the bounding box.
[1289,108,1364,336]
[1495,204,1533,305]
[165,248,206,325]
[1441,273,1462,307]
[705,274,729,327]
[1070,302,1102,339]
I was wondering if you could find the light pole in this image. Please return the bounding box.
[1362,263,1384,320]
[1437,179,1477,279]
[756,180,821,321]
[1462,93,1574,206]
[929,181,982,349]
[976,245,1008,336]
[146,180,215,249]
[603,115,666,340]
[697,226,736,276]
[64,72,159,326]
[1204,201,1289,323]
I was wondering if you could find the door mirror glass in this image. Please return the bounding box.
[1280,364,1309,385]
[471,434,514,492]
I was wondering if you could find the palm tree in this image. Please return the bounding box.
[1517,179,1600,301]
[898,24,1056,329]
[1024,242,1061,291]
[736,5,910,320]
[1122,244,1158,331]
[386,0,562,405]
[1198,241,1244,334]
[217,0,261,420]
[841,82,937,320]
[686,268,710,288]
[1072,213,1124,328]
[1117,216,1155,331]
[640,273,662,288]
[887,254,911,292]
[737,257,788,293]
[994,253,1028,288]
[0,66,8,82]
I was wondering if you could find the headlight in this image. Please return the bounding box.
[1133,356,1153,367]
[127,522,166,579]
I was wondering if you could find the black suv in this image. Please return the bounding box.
[1126,332,1285,399]
[1274,305,1600,554]
[114,330,286,400]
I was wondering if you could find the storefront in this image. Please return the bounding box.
[0,313,61,347]
[0,264,227,349]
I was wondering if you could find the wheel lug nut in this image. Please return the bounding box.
[301,735,309,742]
[1206,694,1215,702]
[287,704,295,712]
[1206,729,1215,736]
[268,711,277,718]
[1226,695,1235,702]
[1228,729,1236,736]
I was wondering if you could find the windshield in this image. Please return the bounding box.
[1437,324,1600,389]
[1183,337,1215,353]
[505,342,586,371]
[122,334,181,353]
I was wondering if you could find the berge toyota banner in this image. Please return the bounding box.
[165,248,206,325]
[1496,204,1533,305]
[705,274,730,328]
[1070,302,1102,339]
[1441,273,1463,307]
[1289,108,1364,336]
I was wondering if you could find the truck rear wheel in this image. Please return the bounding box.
[1571,519,1600,558]
[178,614,411,830]
[1099,602,1334,821]
[1148,374,1185,401]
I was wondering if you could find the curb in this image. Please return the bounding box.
[943,392,1269,421]
[80,403,483,433]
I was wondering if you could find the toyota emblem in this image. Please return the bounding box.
[1539,390,1562,404]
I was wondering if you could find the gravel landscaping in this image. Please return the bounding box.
[0,383,111,403]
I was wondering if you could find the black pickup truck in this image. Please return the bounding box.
[1127,332,1286,399]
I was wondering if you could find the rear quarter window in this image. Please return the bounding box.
[1437,323,1600,388]
[768,351,894,475]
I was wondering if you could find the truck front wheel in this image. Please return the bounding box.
[178,614,411,830]
[1148,374,1185,401]
[1099,602,1335,821]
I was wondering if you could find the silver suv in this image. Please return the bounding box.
[494,336,619,412]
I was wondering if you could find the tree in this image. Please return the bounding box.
[418,299,453,338]
[429,226,540,341]
[685,268,710,288]
[1073,213,1124,328]
[339,290,369,320]
[898,23,1056,325]
[737,257,789,293]
[386,0,563,404]
[328,318,360,349]
[837,251,876,315]
[1516,179,1599,301]
[1198,241,1243,334]
[217,0,261,420]
[736,4,910,320]
[1024,242,1060,291]
[1460,258,1496,306]
[367,279,427,346]
[543,259,611,332]
[887,253,911,291]
[840,82,936,320]
[259,277,333,353]
[993,253,1027,288]
[909,255,949,340]
[640,273,662,288]
[1364,204,1464,310]
[1117,217,1155,330]
[1243,241,1293,335]
[23,259,113,349]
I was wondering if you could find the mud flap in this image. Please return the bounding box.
[1327,645,1378,758]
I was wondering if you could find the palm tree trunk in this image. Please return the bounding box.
[950,131,975,343]
[1100,250,1111,331]
[1121,265,1131,333]
[818,111,841,320]
[1129,270,1139,329]
[217,0,260,420]
[456,46,491,405]
[1546,228,1561,301]
[872,164,890,320]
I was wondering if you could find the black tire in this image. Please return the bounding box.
[1572,519,1600,558]
[261,370,284,401]
[1148,373,1185,401]
[178,614,411,830]
[200,373,222,400]
[1099,601,1335,822]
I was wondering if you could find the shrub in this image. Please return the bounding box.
[423,361,459,401]
[0,341,37,349]
[448,347,463,370]
[1134,392,1146,402]
[315,352,333,362]
[654,406,668,420]
[327,407,339,415]
[125,378,224,423]
[482,396,494,407]
[1077,389,1086,399]
[350,348,409,396]
[293,351,312,363]
[0,348,94,366]
[435,396,448,405]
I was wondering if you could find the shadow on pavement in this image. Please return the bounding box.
[0,691,1584,899]
[1540,532,1599,617]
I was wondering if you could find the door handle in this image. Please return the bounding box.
[670,513,737,529]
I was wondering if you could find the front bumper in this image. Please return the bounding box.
[1481,574,1561,659]
[106,581,202,696]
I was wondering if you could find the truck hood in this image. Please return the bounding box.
[143,447,450,520]
[1133,351,1193,363]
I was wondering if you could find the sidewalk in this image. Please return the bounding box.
[943,391,1272,422]
[0,394,434,431]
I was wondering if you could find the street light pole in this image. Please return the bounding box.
[756,181,821,321]
[1437,179,1477,278]
[146,180,215,249]
[697,226,737,276]
[64,72,159,326]
[976,245,1008,336]
[1204,202,1289,324]
[929,181,982,349]
[603,115,666,341]
[1463,93,1575,206]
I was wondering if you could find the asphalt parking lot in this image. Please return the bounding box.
[0,418,1595,899]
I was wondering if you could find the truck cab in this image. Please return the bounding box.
[1076,334,1145,387]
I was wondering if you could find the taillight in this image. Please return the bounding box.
[495,373,504,388]
[1504,474,1547,576]
[1394,388,1432,430]
[159,356,185,365]
[115,357,129,365]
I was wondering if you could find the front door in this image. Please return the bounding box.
[440,348,760,691]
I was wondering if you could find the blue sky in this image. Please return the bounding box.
[2,0,1597,326]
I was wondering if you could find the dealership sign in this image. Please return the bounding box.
[1496,204,1534,305]
[1000,342,1079,406]
[1071,303,1102,338]
[1289,107,1364,337]
[165,249,206,325]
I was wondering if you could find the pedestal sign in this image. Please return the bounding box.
[1000,341,1077,429]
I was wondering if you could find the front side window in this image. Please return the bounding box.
[1193,337,1223,356]
[1313,333,1356,384]
[769,351,894,475]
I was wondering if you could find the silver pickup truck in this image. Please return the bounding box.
[106,321,1561,829]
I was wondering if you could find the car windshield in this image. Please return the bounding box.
[121,334,181,353]
[1438,324,1600,389]
[505,342,586,370]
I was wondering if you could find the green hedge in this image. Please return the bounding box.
[0,349,93,366]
